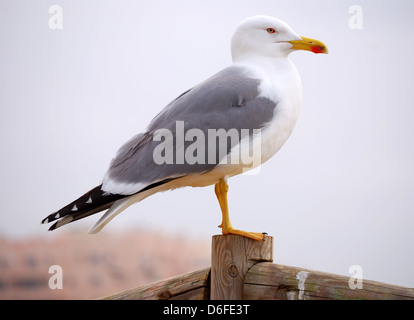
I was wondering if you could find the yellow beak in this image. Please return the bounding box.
[288,36,328,54]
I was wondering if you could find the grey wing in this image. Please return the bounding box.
[102,66,277,195]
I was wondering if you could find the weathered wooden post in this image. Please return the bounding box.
[210,234,273,300]
[101,233,414,300]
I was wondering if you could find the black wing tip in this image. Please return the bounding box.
[41,212,61,225]
[48,221,59,231]
[40,185,105,227]
[40,214,60,231]
[41,181,172,231]
[40,184,128,232]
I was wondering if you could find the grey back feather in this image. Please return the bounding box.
[104,66,277,190]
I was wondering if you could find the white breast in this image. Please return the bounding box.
[239,57,303,168]
[170,58,303,186]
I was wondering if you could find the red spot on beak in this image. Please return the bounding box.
[311,46,325,54]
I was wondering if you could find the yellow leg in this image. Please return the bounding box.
[214,178,265,241]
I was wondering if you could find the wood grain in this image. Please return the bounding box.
[210,234,273,300]
[100,267,210,300]
[244,263,414,300]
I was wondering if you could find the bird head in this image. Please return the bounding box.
[231,15,328,62]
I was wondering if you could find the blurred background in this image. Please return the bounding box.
[0,0,413,299]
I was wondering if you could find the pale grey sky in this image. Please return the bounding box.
[1,0,413,288]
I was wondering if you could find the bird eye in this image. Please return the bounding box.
[266,28,276,34]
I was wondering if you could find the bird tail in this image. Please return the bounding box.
[41,185,127,231]
[41,178,177,232]
[87,191,152,234]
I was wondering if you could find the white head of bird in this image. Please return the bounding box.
[231,15,328,63]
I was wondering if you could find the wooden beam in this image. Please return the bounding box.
[244,262,414,300]
[100,267,210,300]
[210,234,273,300]
[100,234,413,300]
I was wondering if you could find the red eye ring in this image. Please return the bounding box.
[266,28,276,34]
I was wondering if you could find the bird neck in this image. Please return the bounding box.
[232,54,302,107]
[232,54,296,79]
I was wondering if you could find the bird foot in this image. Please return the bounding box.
[220,226,265,241]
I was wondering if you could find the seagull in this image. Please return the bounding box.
[41,15,327,241]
